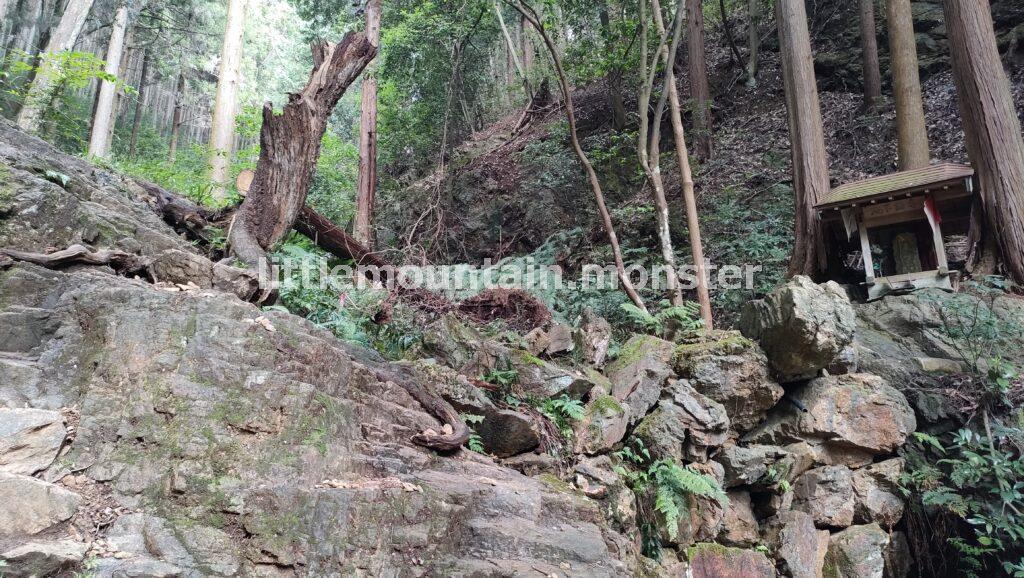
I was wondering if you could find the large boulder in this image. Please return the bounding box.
[672,331,784,433]
[739,276,856,382]
[825,523,890,578]
[718,491,759,547]
[852,458,906,528]
[574,308,612,366]
[605,333,676,421]
[768,510,829,578]
[718,442,814,489]
[0,540,89,578]
[0,472,81,536]
[687,543,776,578]
[744,373,916,457]
[792,465,855,528]
[634,380,729,462]
[0,407,66,474]
[574,393,630,455]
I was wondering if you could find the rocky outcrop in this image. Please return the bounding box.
[769,510,829,578]
[0,472,80,536]
[606,333,676,421]
[739,276,856,382]
[687,543,776,578]
[792,465,855,528]
[0,540,89,577]
[672,331,784,433]
[0,408,66,475]
[634,380,729,462]
[825,523,891,578]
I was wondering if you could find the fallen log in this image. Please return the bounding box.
[295,206,389,270]
[1,244,148,275]
[135,181,224,245]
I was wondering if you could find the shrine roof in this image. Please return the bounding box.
[816,162,974,212]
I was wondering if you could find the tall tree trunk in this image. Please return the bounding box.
[129,46,150,159]
[943,0,1024,285]
[353,0,382,248]
[208,0,246,202]
[493,0,531,98]
[168,70,186,162]
[886,0,929,169]
[638,0,687,307]
[777,0,830,277]
[859,0,882,110]
[520,14,534,74]
[15,0,95,133]
[227,34,376,295]
[655,0,714,327]
[87,4,128,158]
[687,0,713,160]
[745,0,760,87]
[600,4,627,131]
[508,0,648,313]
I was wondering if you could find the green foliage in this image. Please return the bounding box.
[482,367,519,387]
[928,278,1024,375]
[461,413,486,453]
[614,439,728,552]
[620,300,702,339]
[539,394,585,438]
[902,419,1024,577]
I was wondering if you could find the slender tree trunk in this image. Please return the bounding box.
[15,0,95,133]
[208,0,246,202]
[353,0,382,248]
[129,47,150,159]
[87,4,128,158]
[521,14,534,74]
[228,34,376,296]
[777,0,830,277]
[654,0,714,327]
[168,71,186,162]
[943,0,1024,285]
[493,0,531,98]
[508,0,648,313]
[638,0,686,307]
[687,0,713,160]
[746,0,760,87]
[886,0,929,169]
[859,0,882,110]
[600,4,627,131]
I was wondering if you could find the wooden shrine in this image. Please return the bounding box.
[816,162,976,300]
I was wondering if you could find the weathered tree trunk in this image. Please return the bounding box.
[87,3,129,159]
[353,0,382,248]
[887,0,929,169]
[639,0,688,308]
[520,14,534,74]
[168,70,186,162]
[227,34,376,294]
[943,0,1024,285]
[128,47,150,159]
[687,0,713,161]
[746,0,760,87]
[600,4,626,131]
[15,0,95,133]
[859,0,882,110]
[655,0,715,327]
[509,0,648,313]
[208,0,246,202]
[777,0,830,277]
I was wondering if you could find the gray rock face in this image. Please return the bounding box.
[739,276,856,382]
[852,459,906,528]
[719,443,813,489]
[718,491,759,547]
[745,373,916,456]
[0,407,66,474]
[574,394,630,455]
[825,523,890,578]
[792,465,855,529]
[0,264,636,576]
[0,540,89,578]
[634,380,729,462]
[605,333,676,421]
[574,308,612,366]
[672,331,784,433]
[0,471,81,536]
[688,543,776,578]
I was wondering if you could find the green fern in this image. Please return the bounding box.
[461,414,486,454]
[620,301,703,339]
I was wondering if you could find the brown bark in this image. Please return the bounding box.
[129,47,151,159]
[859,0,881,110]
[943,0,1024,285]
[777,0,830,277]
[1,244,146,275]
[295,206,389,270]
[168,71,186,162]
[887,0,930,169]
[746,0,760,87]
[687,0,713,160]
[508,0,648,313]
[227,33,376,297]
[353,0,382,248]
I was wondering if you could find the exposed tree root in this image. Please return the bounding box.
[372,366,470,452]
[1,244,149,276]
[458,288,551,331]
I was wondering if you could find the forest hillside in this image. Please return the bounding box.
[2,0,1024,577]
